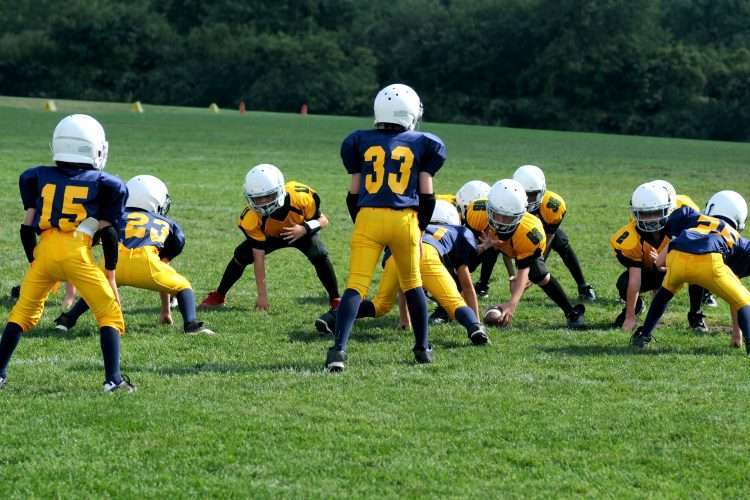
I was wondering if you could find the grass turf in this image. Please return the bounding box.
[1,96,749,498]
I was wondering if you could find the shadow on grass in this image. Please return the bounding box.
[538,343,734,357]
[70,360,328,375]
[26,326,95,340]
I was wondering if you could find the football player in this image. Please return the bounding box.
[0,114,133,392]
[54,175,214,336]
[611,182,707,331]
[651,179,717,308]
[200,164,339,312]
[428,180,491,324]
[481,179,585,328]
[317,200,489,345]
[512,165,595,301]
[630,190,750,351]
[325,83,444,372]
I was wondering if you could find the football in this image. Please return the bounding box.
[484,306,511,327]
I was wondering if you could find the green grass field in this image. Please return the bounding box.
[1,96,750,498]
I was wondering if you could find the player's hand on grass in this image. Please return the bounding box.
[255,294,269,311]
[281,224,307,243]
[159,312,173,325]
[622,316,637,331]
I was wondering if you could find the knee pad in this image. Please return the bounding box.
[528,258,549,284]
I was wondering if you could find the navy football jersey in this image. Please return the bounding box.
[383,223,477,271]
[19,165,127,233]
[423,224,478,270]
[727,238,750,278]
[341,129,446,208]
[666,207,740,257]
[120,208,185,258]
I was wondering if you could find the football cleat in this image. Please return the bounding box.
[687,311,708,333]
[413,345,434,364]
[0,376,6,390]
[326,348,347,372]
[53,313,77,332]
[703,292,718,308]
[566,304,586,329]
[428,306,450,325]
[578,284,597,302]
[630,327,652,348]
[199,291,226,309]
[103,374,136,393]
[613,297,644,328]
[474,281,490,298]
[184,321,216,336]
[468,325,490,345]
[315,310,336,335]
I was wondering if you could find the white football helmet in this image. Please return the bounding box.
[650,180,677,210]
[373,83,423,130]
[487,179,527,235]
[705,190,747,231]
[431,199,460,226]
[456,180,491,220]
[52,114,109,170]
[513,164,546,212]
[630,182,671,232]
[244,164,286,216]
[126,175,171,215]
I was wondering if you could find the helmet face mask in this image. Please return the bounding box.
[512,165,546,212]
[487,179,527,237]
[630,182,671,233]
[244,164,286,217]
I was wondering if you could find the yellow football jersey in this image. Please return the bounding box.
[436,193,457,207]
[238,181,319,241]
[495,212,546,262]
[610,219,668,268]
[464,198,489,234]
[676,194,700,211]
[536,190,567,229]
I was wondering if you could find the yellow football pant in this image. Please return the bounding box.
[9,229,124,333]
[373,244,467,318]
[346,207,422,296]
[663,250,750,309]
[108,245,191,294]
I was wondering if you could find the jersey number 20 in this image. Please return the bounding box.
[363,146,414,195]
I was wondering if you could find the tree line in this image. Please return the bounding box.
[1,0,749,140]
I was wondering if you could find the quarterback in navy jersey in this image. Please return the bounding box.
[326,83,445,372]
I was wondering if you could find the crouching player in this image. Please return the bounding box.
[200,164,339,312]
[54,175,214,336]
[482,180,585,328]
[326,83,444,372]
[611,182,706,331]
[0,114,133,392]
[512,165,596,301]
[318,201,489,345]
[631,190,750,352]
